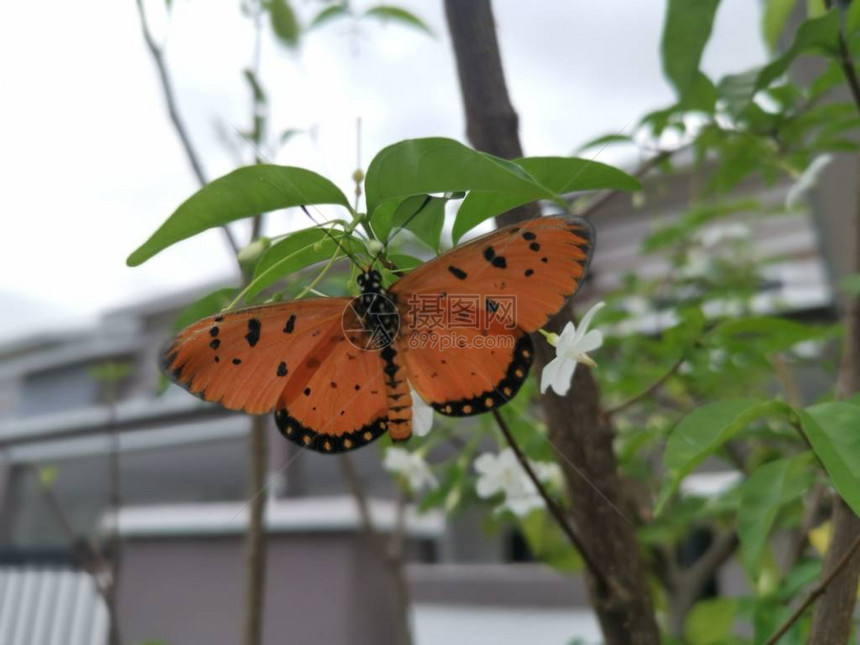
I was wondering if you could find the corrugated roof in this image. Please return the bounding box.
[0,567,107,645]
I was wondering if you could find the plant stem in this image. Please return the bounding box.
[339,456,413,645]
[765,531,860,645]
[490,409,608,592]
[242,415,268,645]
[133,0,240,259]
[605,353,687,416]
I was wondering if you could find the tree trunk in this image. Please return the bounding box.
[809,155,860,644]
[242,415,269,645]
[444,2,660,642]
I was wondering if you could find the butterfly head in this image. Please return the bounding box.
[357,269,383,294]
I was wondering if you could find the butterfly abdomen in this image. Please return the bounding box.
[380,343,412,441]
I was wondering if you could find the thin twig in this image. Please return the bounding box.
[579,147,682,218]
[490,409,608,592]
[133,0,240,258]
[825,0,860,112]
[606,353,687,416]
[765,532,860,645]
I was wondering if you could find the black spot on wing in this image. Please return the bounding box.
[210,339,221,350]
[245,319,261,347]
[522,231,537,241]
[277,361,288,377]
[448,265,468,280]
[529,242,540,252]
[483,246,507,269]
[283,315,296,334]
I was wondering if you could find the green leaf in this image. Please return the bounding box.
[388,253,424,272]
[308,3,350,29]
[684,597,737,644]
[519,510,583,573]
[90,361,134,383]
[266,0,300,48]
[243,69,266,103]
[709,316,827,354]
[245,227,351,301]
[390,195,446,251]
[661,0,722,96]
[364,138,552,216]
[719,10,839,113]
[800,402,860,515]
[575,133,633,153]
[763,0,799,51]
[847,0,860,34]
[678,72,718,113]
[452,156,640,243]
[656,399,792,514]
[737,453,814,576]
[173,287,237,331]
[127,165,350,266]
[363,5,434,36]
[806,0,826,18]
[38,465,59,489]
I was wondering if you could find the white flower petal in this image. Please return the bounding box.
[410,387,434,437]
[383,448,411,474]
[473,452,498,475]
[577,329,604,354]
[576,302,605,338]
[505,494,544,517]
[540,357,566,394]
[476,474,502,498]
[546,358,576,396]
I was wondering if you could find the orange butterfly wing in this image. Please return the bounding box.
[390,215,593,415]
[163,299,390,453]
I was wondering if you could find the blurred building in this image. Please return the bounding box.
[0,147,848,644]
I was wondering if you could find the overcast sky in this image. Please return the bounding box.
[0,0,766,342]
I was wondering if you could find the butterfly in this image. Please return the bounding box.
[162,215,594,453]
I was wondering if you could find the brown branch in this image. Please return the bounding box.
[667,529,739,636]
[808,146,860,642]
[491,409,608,592]
[340,456,413,645]
[241,416,268,645]
[765,531,860,645]
[133,0,240,258]
[29,463,123,644]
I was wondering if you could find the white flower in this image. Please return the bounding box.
[698,223,750,249]
[411,387,434,437]
[540,302,605,396]
[474,449,560,517]
[383,447,437,491]
[680,247,712,280]
[785,154,833,209]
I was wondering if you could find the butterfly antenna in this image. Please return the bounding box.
[298,205,364,268]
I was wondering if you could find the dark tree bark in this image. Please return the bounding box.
[809,156,860,644]
[444,2,660,642]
